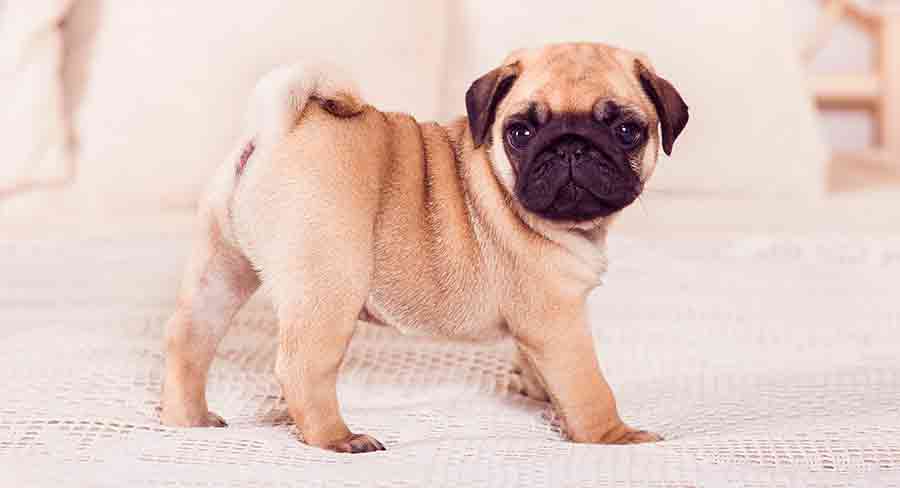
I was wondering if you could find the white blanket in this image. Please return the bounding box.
[2,235,898,487]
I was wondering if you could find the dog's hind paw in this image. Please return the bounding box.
[325,433,386,454]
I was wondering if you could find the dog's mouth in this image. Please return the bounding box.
[515,135,641,222]
[539,181,628,221]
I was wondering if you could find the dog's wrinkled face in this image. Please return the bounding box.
[503,102,646,221]
[466,43,689,226]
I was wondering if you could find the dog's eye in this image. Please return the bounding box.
[506,123,534,149]
[613,122,644,148]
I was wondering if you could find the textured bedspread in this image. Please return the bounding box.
[1,235,898,487]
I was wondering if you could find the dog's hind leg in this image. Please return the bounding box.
[160,208,260,428]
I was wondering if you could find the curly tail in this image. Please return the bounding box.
[234,63,364,176]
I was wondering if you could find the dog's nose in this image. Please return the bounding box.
[553,136,589,164]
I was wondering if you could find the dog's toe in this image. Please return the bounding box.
[206,411,228,427]
[326,433,386,454]
[159,408,227,428]
[509,368,550,402]
[615,429,663,444]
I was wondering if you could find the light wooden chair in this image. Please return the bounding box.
[803,0,900,190]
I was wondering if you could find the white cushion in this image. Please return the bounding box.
[0,0,72,204]
[54,0,447,217]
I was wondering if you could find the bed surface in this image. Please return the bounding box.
[1,233,899,487]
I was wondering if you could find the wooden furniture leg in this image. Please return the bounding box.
[880,2,900,162]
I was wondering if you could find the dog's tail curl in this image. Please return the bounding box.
[234,63,364,175]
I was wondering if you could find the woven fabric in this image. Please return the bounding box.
[1,235,899,487]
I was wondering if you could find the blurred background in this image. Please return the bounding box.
[2,0,899,237]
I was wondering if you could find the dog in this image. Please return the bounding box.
[160,42,688,453]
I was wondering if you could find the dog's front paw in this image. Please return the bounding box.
[325,433,386,454]
[569,420,663,445]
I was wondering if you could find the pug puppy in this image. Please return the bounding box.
[160,42,688,454]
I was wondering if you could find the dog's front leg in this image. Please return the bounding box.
[510,304,661,444]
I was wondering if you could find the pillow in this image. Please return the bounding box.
[440,0,828,198]
[0,0,73,203]
[59,0,448,216]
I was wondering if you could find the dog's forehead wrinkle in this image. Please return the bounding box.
[594,100,617,122]
[592,98,650,124]
[520,74,640,117]
[541,43,616,66]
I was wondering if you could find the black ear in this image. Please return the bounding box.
[465,63,520,148]
[635,60,689,156]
